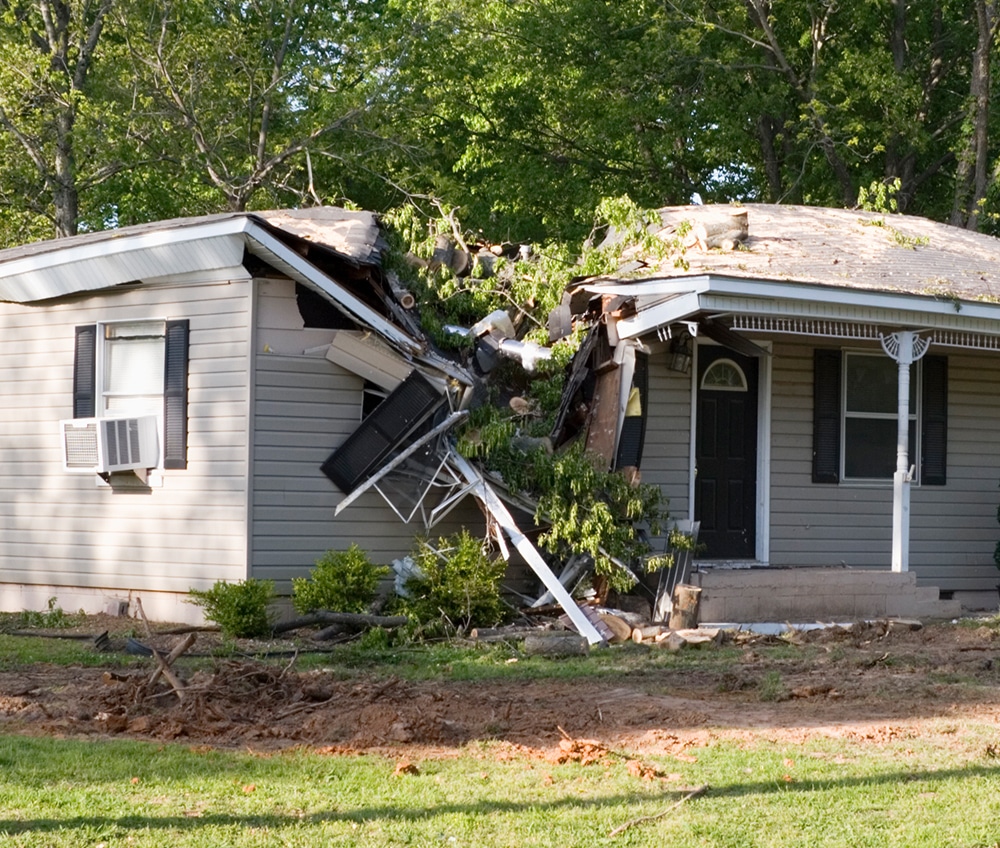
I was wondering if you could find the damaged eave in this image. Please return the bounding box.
[243,221,423,355]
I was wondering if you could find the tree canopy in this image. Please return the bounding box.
[2,0,1000,245]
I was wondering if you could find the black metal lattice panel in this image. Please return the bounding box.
[321,370,444,493]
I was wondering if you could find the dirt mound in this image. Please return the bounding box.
[2,619,999,758]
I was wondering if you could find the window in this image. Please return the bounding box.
[102,322,166,416]
[701,358,748,391]
[74,320,190,469]
[813,349,947,485]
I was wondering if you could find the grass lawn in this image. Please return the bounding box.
[3,615,1000,846]
[2,731,1000,847]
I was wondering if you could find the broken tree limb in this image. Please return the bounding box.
[134,596,155,640]
[608,784,709,838]
[272,612,408,634]
[143,633,197,702]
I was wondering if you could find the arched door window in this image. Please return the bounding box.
[700,358,748,391]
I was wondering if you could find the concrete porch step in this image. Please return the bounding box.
[914,586,963,619]
[692,567,962,622]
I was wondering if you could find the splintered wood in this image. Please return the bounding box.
[143,633,197,702]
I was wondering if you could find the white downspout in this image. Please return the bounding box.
[879,331,930,572]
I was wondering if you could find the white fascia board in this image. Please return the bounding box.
[613,273,1000,338]
[581,275,714,297]
[243,222,421,354]
[448,452,605,645]
[0,218,250,303]
[615,291,705,338]
[701,275,1000,322]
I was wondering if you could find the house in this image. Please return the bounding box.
[0,208,499,624]
[564,204,1000,620]
[4,202,999,630]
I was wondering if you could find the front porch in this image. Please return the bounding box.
[687,565,978,623]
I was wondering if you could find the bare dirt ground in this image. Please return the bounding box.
[2,618,1000,761]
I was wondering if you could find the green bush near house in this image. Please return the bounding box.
[292,544,389,615]
[401,530,512,632]
[188,578,275,638]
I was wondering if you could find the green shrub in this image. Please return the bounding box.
[18,597,76,629]
[402,531,512,631]
[188,579,275,638]
[292,544,389,614]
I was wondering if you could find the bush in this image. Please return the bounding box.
[292,544,389,614]
[402,531,511,631]
[188,579,275,638]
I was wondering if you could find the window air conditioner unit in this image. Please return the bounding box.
[61,416,159,474]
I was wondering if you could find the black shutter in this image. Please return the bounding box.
[163,320,190,470]
[921,354,947,485]
[813,348,841,483]
[73,325,97,418]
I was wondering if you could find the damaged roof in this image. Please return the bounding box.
[0,208,384,304]
[612,204,1000,303]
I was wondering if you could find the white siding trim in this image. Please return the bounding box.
[243,280,259,581]
[757,343,773,563]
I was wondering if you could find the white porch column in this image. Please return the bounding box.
[879,331,930,572]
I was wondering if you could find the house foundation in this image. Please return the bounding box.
[689,566,964,622]
[0,583,207,625]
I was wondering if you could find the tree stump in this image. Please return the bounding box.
[668,584,702,630]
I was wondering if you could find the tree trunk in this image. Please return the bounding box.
[756,114,785,202]
[951,0,998,230]
[53,112,78,238]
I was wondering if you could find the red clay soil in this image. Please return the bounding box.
[2,619,999,760]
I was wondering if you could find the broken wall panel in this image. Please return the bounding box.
[615,352,649,470]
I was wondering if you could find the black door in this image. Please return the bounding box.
[695,346,759,559]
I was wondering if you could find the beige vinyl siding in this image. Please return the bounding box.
[0,279,252,594]
[642,355,693,528]
[250,279,483,588]
[768,338,1000,591]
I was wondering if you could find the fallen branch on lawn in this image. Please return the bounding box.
[141,632,197,703]
[272,612,407,635]
[608,784,709,838]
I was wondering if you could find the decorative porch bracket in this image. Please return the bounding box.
[879,331,931,572]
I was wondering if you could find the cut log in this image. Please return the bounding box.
[632,625,667,644]
[691,210,749,250]
[653,631,686,651]
[673,628,724,648]
[470,627,536,642]
[668,584,702,630]
[272,612,408,635]
[598,613,633,644]
[523,632,590,657]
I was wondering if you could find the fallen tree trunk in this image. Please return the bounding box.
[273,612,408,635]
